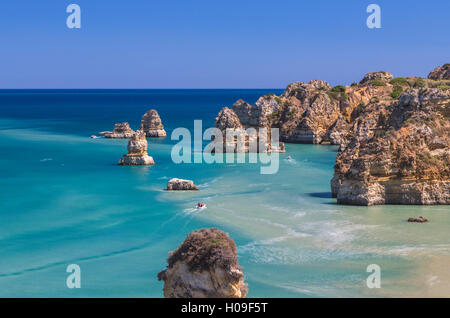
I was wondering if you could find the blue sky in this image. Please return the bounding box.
[0,0,449,88]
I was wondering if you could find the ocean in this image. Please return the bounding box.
[0,89,449,297]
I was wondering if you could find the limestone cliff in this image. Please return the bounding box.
[214,99,285,153]
[213,64,449,206]
[332,88,449,205]
[118,130,155,165]
[157,228,248,298]
[214,73,395,148]
[140,109,167,137]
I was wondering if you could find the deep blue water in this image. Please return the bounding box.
[0,90,449,297]
[0,89,284,136]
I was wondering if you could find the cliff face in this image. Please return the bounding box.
[100,122,135,138]
[214,98,285,153]
[140,109,167,137]
[118,130,155,165]
[332,88,450,205]
[213,64,449,206]
[214,72,394,148]
[158,228,247,298]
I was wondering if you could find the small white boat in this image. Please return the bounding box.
[90,135,100,139]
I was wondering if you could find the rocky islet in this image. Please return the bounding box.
[118,130,155,166]
[157,228,248,298]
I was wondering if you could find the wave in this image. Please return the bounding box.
[183,206,207,214]
[367,244,450,257]
[298,220,379,245]
[197,176,223,189]
[284,158,298,165]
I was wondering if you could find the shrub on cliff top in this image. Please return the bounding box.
[159,228,239,278]
[328,85,348,102]
[391,86,403,100]
[413,78,427,88]
[390,77,410,87]
[370,78,387,87]
[331,85,346,93]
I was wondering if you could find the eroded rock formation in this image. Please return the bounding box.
[214,98,285,153]
[100,122,135,138]
[332,88,449,205]
[359,71,394,84]
[214,74,395,149]
[167,178,198,191]
[428,64,450,80]
[408,216,428,223]
[214,64,449,205]
[140,109,167,137]
[157,228,248,298]
[118,130,155,165]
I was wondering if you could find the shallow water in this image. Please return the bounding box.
[0,90,449,297]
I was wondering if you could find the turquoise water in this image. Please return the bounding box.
[0,90,449,297]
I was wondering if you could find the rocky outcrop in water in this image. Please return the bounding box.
[100,122,135,138]
[118,131,155,165]
[408,216,428,223]
[140,109,167,137]
[214,99,285,153]
[157,228,248,298]
[332,87,449,205]
[428,64,450,80]
[167,178,198,191]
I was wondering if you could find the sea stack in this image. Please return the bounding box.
[167,178,198,191]
[157,228,248,298]
[140,109,167,137]
[214,98,286,153]
[99,122,135,138]
[118,130,155,165]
